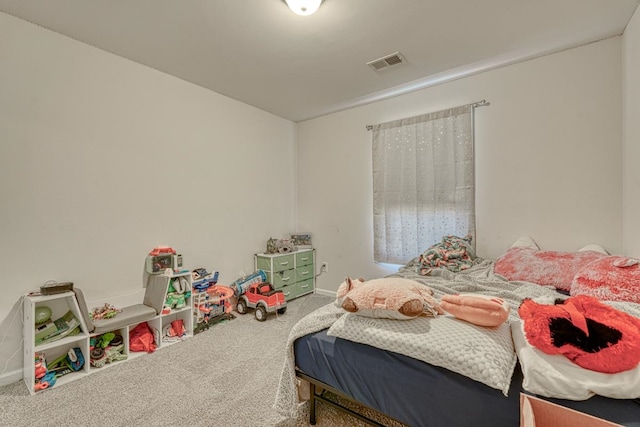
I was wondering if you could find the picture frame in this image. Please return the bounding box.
[289,232,312,249]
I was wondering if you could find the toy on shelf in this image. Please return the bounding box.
[163,276,191,314]
[33,352,56,391]
[34,347,85,391]
[146,246,184,274]
[89,332,126,368]
[35,310,81,346]
[34,306,52,325]
[162,319,187,342]
[90,303,122,320]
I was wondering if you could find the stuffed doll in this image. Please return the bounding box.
[518,295,640,373]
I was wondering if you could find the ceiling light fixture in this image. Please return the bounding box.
[284,0,323,16]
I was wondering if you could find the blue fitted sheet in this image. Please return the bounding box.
[294,329,640,427]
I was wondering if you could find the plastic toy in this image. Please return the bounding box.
[90,333,126,367]
[163,276,191,313]
[34,306,52,324]
[34,352,52,390]
[236,282,287,321]
[34,347,86,390]
[146,246,178,274]
[230,270,267,297]
[48,347,85,372]
[34,370,57,391]
[191,268,219,290]
[193,283,234,334]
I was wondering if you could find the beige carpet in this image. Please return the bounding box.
[0,293,404,427]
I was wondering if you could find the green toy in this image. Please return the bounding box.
[96,332,116,348]
[34,306,52,325]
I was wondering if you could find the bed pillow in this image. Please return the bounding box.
[512,320,640,400]
[440,294,510,327]
[494,247,606,291]
[510,236,539,250]
[328,311,517,396]
[341,277,443,320]
[578,244,609,255]
[571,256,640,303]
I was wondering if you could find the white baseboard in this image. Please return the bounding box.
[314,288,336,298]
[0,368,22,387]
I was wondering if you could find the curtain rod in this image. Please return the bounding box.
[365,99,490,131]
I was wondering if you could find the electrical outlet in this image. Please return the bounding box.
[321,262,329,273]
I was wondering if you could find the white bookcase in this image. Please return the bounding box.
[23,272,193,394]
[23,291,91,395]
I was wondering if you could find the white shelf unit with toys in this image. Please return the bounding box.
[122,271,194,362]
[150,271,193,349]
[23,291,91,395]
[23,272,194,394]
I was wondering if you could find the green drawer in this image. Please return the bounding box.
[296,265,313,282]
[271,269,296,289]
[256,255,272,272]
[296,278,314,296]
[281,279,314,301]
[295,251,313,267]
[280,284,298,301]
[256,254,294,273]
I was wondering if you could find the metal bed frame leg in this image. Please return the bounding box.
[299,372,393,427]
[310,382,317,425]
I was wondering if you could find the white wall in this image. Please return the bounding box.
[298,38,623,294]
[623,7,640,257]
[0,12,296,380]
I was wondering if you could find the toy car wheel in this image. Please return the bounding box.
[255,305,267,322]
[110,335,123,347]
[90,347,104,360]
[277,307,287,315]
[236,299,247,315]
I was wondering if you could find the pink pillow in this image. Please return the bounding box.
[440,294,510,327]
[494,247,606,291]
[571,256,640,303]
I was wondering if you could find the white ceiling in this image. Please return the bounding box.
[1,0,638,122]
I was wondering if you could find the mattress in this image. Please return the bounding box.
[295,329,640,427]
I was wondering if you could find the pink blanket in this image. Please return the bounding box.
[494,247,605,291]
[571,256,640,303]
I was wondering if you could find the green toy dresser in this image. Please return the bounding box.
[254,249,315,301]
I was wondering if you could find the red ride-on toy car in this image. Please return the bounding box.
[236,282,287,321]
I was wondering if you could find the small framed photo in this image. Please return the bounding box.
[289,232,312,249]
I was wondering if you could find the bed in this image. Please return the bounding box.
[274,240,640,427]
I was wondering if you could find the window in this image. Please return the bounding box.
[372,105,475,264]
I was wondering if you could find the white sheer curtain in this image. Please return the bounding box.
[372,105,475,264]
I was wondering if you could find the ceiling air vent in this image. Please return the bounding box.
[367,52,406,71]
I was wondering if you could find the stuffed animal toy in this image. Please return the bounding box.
[334,276,365,308]
[266,238,278,254]
[519,295,640,373]
[338,276,443,320]
[277,239,296,253]
[440,294,510,327]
